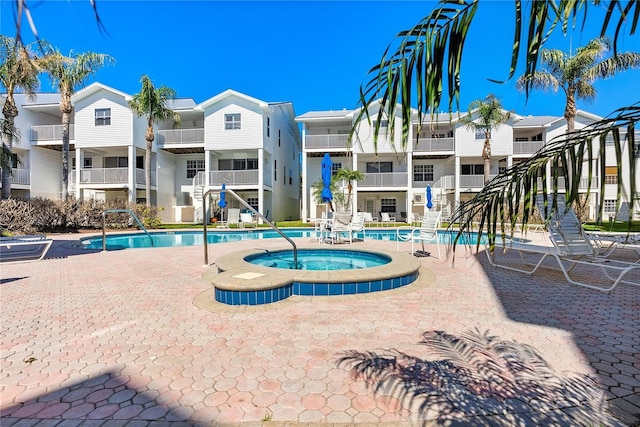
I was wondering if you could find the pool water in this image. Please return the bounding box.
[81,228,486,250]
[245,249,391,270]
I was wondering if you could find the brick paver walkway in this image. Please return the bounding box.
[1,233,638,426]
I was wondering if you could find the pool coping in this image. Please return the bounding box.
[202,246,422,294]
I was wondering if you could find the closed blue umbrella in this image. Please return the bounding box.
[426,185,433,209]
[321,153,333,208]
[218,183,227,223]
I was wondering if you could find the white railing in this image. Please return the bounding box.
[209,170,259,185]
[359,172,408,187]
[513,141,544,155]
[31,124,75,142]
[539,176,598,190]
[304,134,350,149]
[74,168,156,186]
[157,128,204,145]
[0,168,29,185]
[413,137,454,152]
[459,175,496,188]
[136,169,157,186]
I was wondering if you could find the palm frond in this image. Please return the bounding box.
[451,104,640,253]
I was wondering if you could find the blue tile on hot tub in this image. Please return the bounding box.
[256,291,265,305]
[315,283,329,296]
[344,282,356,294]
[382,279,392,290]
[293,282,300,295]
[240,292,248,305]
[329,283,342,295]
[248,292,257,305]
[370,281,382,292]
[299,283,313,296]
[356,282,369,294]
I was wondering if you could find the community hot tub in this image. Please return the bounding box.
[204,247,421,306]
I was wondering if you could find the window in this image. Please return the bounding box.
[431,133,445,138]
[413,164,433,181]
[515,137,529,142]
[247,197,259,211]
[289,169,293,185]
[605,166,618,185]
[95,108,111,126]
[274,160,277,181]
[84,157,93,168]
[136,156,144,169]
[532,133,543,141]
[187,159,205,179]
[331,162,342,176]
[267,117,270,137]
[475,129,489,140]
[373,120,389,128]
[105,157,128,168]
[381,198,396,213]
[224,113,241,130]
[278,129,281,147]
[366,162,392,173]
[461,164,484,175]
[498,166,506,174]
[604,199,617,213]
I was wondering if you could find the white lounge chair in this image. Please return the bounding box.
[486,194,640,292]
[380,212,396,227]
[396,210,442,258]
[0,235,53,263]
[226,208,241,228]
[364,212,378,227]
[240,212,256,228]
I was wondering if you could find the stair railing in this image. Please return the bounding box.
[102,209,154,251]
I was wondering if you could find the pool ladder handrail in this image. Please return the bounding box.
[201,188,297,268]
[102,209,154,251]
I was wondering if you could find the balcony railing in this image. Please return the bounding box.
[459,175,496,188]
[71,168,156,186]
[359,172,408,187]
[538,176,598,190]
[413,137,454,152]
[31,124,75,142]
[0,168,29,186]
[157,128,204,145]
[513,141,544,155]
[304,134,350,149]
[210,170,259,186]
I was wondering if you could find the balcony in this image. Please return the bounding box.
[0,168,29,186]
[70,168,156,186]
[359,172,408,187]
[304,134,350,150]
[413,137,454,152]
[513,141,544,155]
[157,128,204,146]
[209,170,259,186]
[31,124,75,144]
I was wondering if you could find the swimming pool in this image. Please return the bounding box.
[81,228,483,250]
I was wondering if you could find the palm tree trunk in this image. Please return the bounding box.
[145,121,154,207]
[483,134,491,185]
[60,94,73,201]
[1,100,17,199]
[565,91,577,133]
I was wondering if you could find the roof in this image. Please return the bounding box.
[196,89,269,111]
[72,82,132,103]
[295,110,354,121]
[513,115,561,128]
[168,98,197,110]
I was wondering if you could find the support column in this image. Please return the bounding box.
[75,148,82,200]
[301,151,308,222]
[406,153,413,219]
[258,148,264,224]
[128,145,136,204]
[454,156,461,208]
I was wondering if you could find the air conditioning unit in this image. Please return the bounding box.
[412,194,423,204]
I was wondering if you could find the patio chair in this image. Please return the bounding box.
[396,209,442,258]
[0,234,53,263]
[364,212,378,226]
[380,212,396,227]
[226,208,241,228]
[485,194,640,292]
[240,212,256,228]
[330,212,355,244]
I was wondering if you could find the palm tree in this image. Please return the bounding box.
[40,49,114,200]
[0,36,42,199]
[353,0,640,249]
[334,168,365,212]
[128,75,180,207]
[459,95,512,185]
[516,37,640,132]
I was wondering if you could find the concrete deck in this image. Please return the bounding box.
[1,232,639,426]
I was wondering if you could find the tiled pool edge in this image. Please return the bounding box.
[202,247,422,306]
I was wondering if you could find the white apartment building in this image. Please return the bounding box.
[297,103,640,222]
[4,83,301,223]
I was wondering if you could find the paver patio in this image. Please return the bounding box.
[1,232,639,426]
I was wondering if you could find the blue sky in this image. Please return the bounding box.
[2,1,638,118]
